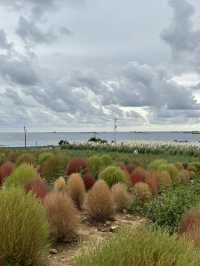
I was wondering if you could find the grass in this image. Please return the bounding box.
[73,226,200,266]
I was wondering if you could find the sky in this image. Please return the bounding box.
[0,0,200,132]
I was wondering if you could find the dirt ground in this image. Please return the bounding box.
[48,213,146,266]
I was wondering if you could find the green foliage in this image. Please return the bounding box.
[73,226,200,266]
[40,154,68,183]
[100,154,112,167]
[142,181,200,233]
[88,155,104,178]
[99,166,127,187]
[4,163,39,188]
[148,159,168,170]
[16,153,36,166]
[38,152,54,164]
[0,188,49,265]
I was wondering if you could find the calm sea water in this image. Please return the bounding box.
[0,131,200,147]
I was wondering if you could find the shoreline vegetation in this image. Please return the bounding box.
[1,143,200,265]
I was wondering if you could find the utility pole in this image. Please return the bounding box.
[24,126,27,148]
[114,118,118,144]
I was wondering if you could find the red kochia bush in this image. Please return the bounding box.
[130,167,146,185]
[66,158,88,175]
[0,161,14,185]
[83,174,96,190]
[25,179,48,200]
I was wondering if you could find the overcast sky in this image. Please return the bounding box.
[0,0,200,132]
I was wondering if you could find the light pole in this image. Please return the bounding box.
[114,118,118,144]
[24,126,27,148]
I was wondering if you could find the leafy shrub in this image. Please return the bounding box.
[179,207,200,247]
[99,166,127,187]
[66,158,88,175]
[88,155,103,178]
[87,180,114,222]
[73,226,200,266]
[40,154,68,183]
[38,152,54,164]
[0,188,49,265]
[44,191,79,242]
[0,161,14,185]
[155,171,172,188]
[54,176,66,192]
[25,179,48,200]
[145,172,160,195]
[67,173,86,210]
[178,169,190,184]
[16,153,36,166]
[83,174,96,190]
[134,182,152,202]
[100,154,112,167]
[130,167,146,185]
[143,182,200,233]
[148,159,168,170]
[159,164,180,184]
[111,183,131,212]
[4,163,39,188]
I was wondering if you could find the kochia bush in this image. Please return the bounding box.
[99,166,127,187]
[66,158,88,175]
[0,188,49,265]
[0,161,14,185]
[4,163,39,188]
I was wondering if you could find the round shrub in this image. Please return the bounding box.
[73,226,200,266]
[67,173,86,210]
[130,167,146,185]
[4,163,39,188]
[159,164,180,184]
[54,176,66,192]
[88,155,104,178]
[25,179,49,200]
[87,180,114,222]
[145,172,160,195]
[179,207,200,247]
[16,153,36,166]
[40,154,68,182]
[134,182,152,202]
[44,191,79,242]
[83,174,96,190]
[0,161,15,185]
[148,159,168,171]
[99,166,127,187]
[155,171,172,188]
[178,169,190,184]
[111,183,131,212]
[38,152,54,164]
[66,158,88,176]
[0,188,49,265]
[100,154,112,167]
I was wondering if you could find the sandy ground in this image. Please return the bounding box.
[48,213,146,266]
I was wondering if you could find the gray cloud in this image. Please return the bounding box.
[0,30,12,50]
[161,0,200,69]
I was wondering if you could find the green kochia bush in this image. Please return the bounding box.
[73,226,200,266]
[0,188,49,265]
[88,155,104,178]
[38,152,54,164]
[4,163,39,188]
[99,166,127,187]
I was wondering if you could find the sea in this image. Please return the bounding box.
[0,131,200,147]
